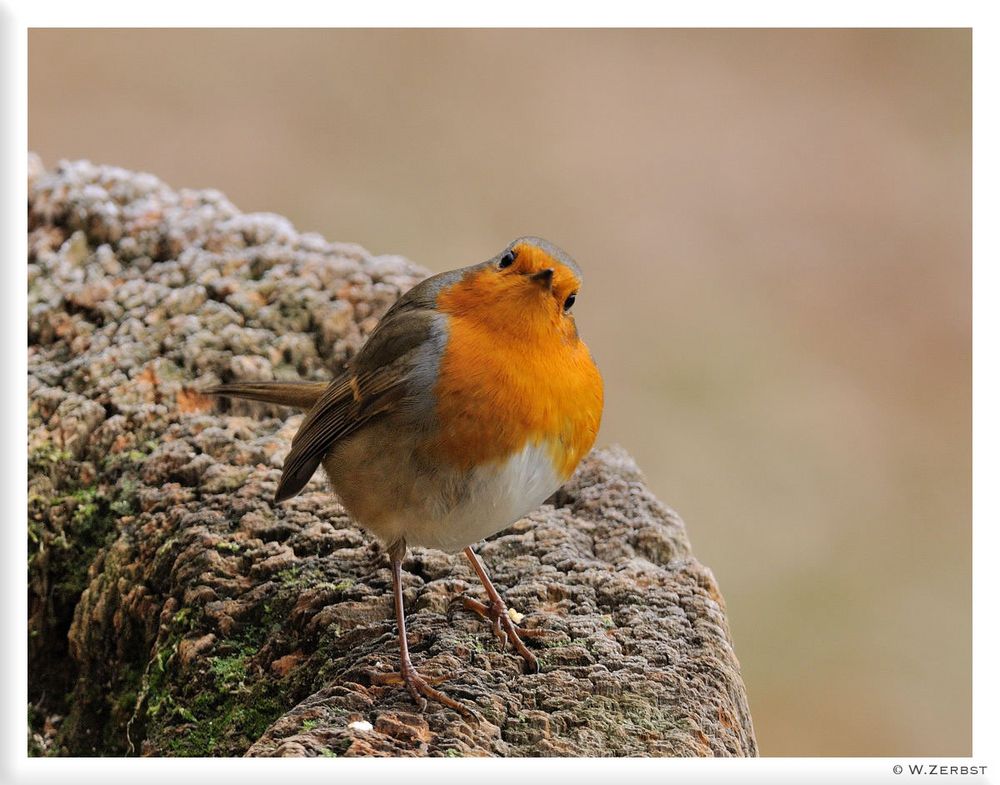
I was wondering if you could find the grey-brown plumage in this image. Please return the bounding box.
[205,262,465,504]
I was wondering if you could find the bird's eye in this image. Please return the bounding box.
[564,293,577,312]
[498,250,516,269]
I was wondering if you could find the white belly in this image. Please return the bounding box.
[326,428,564,554]
[402,440,563,552]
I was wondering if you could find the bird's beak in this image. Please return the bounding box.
[529,268,555,290]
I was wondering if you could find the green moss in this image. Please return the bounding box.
[209,652,250,687]
[458,634,486,653]
[28,443,73,471]
[27,518,43,550]
[29,475,135,719]
[33,482,129,590]
[164,685,285,757]
[155,536,180,558]
[274,567,354,596]
[110,478,139,516]
[31,447,315,757]
[324,578,353,592]
[301,719,318,731]
[28,432,155,754]
[277,565,327,588]
[45,487,107,598]
[70,487,99,523]
[127,607,203,744]
[203,467,250,493]
[166,719,217,756]
[101,438,159,474]
[129,606,293,756]
[576,692,685,742]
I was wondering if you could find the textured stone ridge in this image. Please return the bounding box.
[27,155,757,757]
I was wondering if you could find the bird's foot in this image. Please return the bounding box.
[370,664,477,719]
[462,596,543,673]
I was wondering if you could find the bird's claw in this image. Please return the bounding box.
[371,666,476,719]
[462,596,541,673]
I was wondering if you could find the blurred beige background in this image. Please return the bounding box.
[28,28,971,756]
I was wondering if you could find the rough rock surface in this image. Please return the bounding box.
[27,155,757,757]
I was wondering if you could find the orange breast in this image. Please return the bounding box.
[430,269,604,480]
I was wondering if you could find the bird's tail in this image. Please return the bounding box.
[204,381,329,411]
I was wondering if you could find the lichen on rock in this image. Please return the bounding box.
[27,155,756,757]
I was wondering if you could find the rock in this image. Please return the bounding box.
[27,156,757,757]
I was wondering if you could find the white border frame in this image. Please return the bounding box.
[4,2,994,783]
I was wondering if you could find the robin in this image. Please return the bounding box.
[207,236,603,716]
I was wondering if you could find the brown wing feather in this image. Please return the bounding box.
[204,381,329,410]
[273,304,442,503]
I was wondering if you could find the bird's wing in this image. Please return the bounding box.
[274,301,443,503]
[204,380,329,410]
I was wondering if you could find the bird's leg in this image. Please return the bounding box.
[462,546,541,673]
[371,551,473,717]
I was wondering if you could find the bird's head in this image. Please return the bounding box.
[439,237,584,343]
